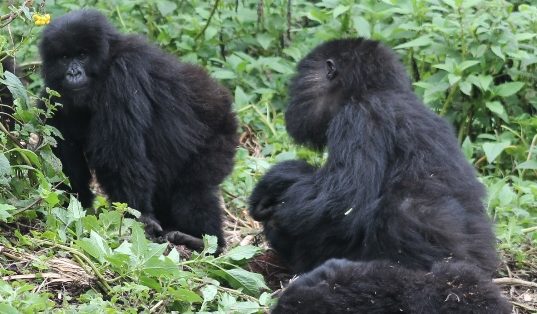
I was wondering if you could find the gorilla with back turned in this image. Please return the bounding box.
[249,38,510,312]
[39,9,238,248]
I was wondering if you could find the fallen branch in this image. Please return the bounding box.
[493,277,537,288]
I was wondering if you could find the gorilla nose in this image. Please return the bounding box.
[67,67,82,78]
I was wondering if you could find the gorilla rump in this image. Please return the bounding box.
[39,10,238,248]
[249,38,509,312]
[272,259,511,314]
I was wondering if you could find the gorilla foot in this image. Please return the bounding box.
[140,215,164,239]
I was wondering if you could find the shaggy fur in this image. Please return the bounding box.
[39,9,238,247]
[273,259,511,314]
[249,38,509,312]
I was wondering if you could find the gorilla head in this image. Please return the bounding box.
[285,38,411,150]
[39,10,118,100]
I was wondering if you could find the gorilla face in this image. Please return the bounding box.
[39,9,116,99]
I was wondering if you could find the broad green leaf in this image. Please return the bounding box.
[157,1,177,16]
[461,137,474,161]
[212,70,236,80]
[234,86,250,109]
[447,74,460,85]
[225,245,260,261]
[0,304,18,314]
[0,153,10,177]
[256,33,272,50]
[495,82,524,97]
[459,80,472,95]
[67,195,85,219]
[516,160,537,170]
[333,5,349,18]
[143,256,181,277]
[490,46,505,60]
[203,235,218,255]
[515,33,536,41]
[485,101,509,123]
[458,60,480,71]
[222,268,268,295]
[201,284,218,302]
[482,141,511,163]
[169,287,203,303]
[0,204,16,221]
[131,223,147,257]
[353,16,371,37]
[0,71,29,108]
[394,36,432,49]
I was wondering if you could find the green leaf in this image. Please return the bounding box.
[201,284,218,302]
[0,71,29,109]
[212,69,236,80]
[169,287,203,303]
[482,141,511,163]
[143,256,181,277]
[459,81,472,96]
[333,5,349,18]
[203,235,218,255]
[447,74,460,85]
[485,101,509,123]
[156,0,177,16]
[516,160,537,170]
[222,268,268,295]
[495,82,524,97]
[131,223,147,257]
[0,203,16,221]
[0,153,10,176]
[0,304,18,314]
[234,86,251,109]
[458,60,480,71]
[461,137,474,161]
[256,33,272,50]
[225,245,260,261]
[490,46,505,60]
[352,16,371,37]
[394,36,432,49]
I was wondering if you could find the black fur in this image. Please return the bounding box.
[0,56,19,130]
[249,38,508,312]
[273,259,511,314]
[39,9,238,247]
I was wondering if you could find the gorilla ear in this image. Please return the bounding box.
[326,59,337,80]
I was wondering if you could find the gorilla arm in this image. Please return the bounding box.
[251,101,395,233]
[85,57,160,233]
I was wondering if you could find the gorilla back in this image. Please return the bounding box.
[39,9,238,247]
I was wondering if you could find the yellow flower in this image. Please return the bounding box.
[32,13,51,26]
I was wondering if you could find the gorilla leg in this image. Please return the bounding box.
[54,140,94,207]
[163,185,225,249]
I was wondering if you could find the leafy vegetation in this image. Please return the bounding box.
[0,0,536,312]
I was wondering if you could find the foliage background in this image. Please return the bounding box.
[0,0,536,312]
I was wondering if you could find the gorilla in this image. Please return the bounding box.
[249,38,510,312]
[39,9,238,249]
[1,56,20,130]
[273,259,511,314]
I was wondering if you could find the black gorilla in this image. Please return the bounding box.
[273,259,511,314]
[1,56,19,130]
[39,10,238,249]
[249,38,510,312]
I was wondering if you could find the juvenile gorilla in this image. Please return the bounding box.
[40,10,238,249]
[249,39,509,312]
[273,259,511,314]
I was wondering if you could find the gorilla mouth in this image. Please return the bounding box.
[64,81,89,92]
